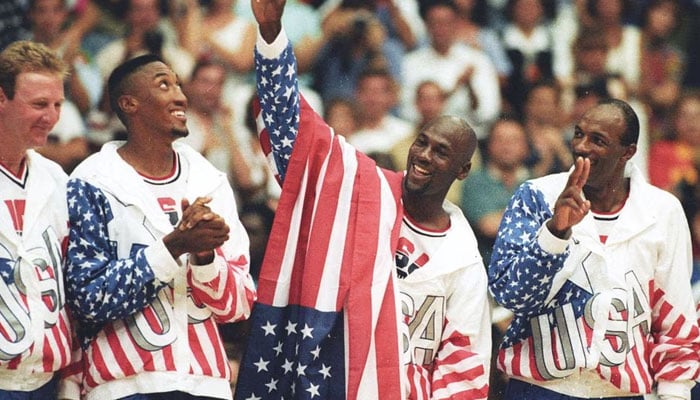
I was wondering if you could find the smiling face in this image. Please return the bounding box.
[0,71,64,153]
[404,116,474,198]
[121,61,189,140]
[571,103,636,189]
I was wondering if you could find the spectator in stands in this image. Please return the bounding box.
[324,97,358,139]
[585,0,641,95]
[320,0,422,53]
[181,59,260,202]
[402,0,501,140]
[26,0,100,172]
[500,0,566,116]
[461,116,531,262]
[648,91,700,194]
[175,0,256,96]
[639,0,684,140]
[25,0,102,116]
[311,1,402,104]
[347,68,413,156]
[522,80,573,177]
[94,0,194,87]
[453,0,512,87]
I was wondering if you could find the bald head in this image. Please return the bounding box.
[423,115,478,166]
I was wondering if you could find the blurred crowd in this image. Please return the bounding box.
[2,0,700,397]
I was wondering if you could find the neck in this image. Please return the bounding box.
[0,139,27,175]
[117,137,175,177]
[584,176,630,213]
[402,194,449,231]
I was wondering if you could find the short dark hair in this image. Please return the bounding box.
[598,98,639,146]
[107,54,163,125]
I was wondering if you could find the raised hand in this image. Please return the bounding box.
[251,0,286,43]
[546,156,591,239]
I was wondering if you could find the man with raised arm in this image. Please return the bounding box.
[234,1,491,399]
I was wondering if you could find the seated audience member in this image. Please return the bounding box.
[648,91,700,195]
[639,0,685,140]
[401,0,501,140]
[500,0,565,116]
[324,97,358,139]
[461,116,531,262]
[94,0,194,87]
[522,81,573,177]
[311,2,402,104]
[180,59,258,200]
[453,0,512,87]
[347,68,413,156]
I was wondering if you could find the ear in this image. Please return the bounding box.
[117,94,138,115]
[455,161,472,181]
[0,87,7,106]
[621,143,637,162]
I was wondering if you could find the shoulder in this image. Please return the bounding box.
[445,201,479,248]
[70,141,121,180]
[27,150,68,182]
[517,172,568,201]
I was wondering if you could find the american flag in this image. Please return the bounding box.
[234,36,406,400]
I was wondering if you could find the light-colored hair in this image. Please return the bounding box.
[0,40,68,100]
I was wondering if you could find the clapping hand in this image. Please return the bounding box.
[164,197,230,264]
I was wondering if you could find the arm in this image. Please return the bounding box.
[466,51,501,126]
[489,157,590,317]
[253,0,300,183]
[488,182,570,317]
[186,190,256,323]
[650,199,700,400]
[431,265,491,400]
[65,178,167,327]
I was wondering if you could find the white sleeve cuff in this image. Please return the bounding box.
[256,28,289,59]
[145,239,181,283]
[537,219,570,255]
[189,257,222,283]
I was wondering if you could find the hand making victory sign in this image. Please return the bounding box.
[546,156,591,239]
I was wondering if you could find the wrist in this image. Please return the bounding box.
[190,250,215,265]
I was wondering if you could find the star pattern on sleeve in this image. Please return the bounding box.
[65,178,167,345]
[254,45,300,182]
[488,183,594,346]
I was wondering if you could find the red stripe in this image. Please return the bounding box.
[189,324,212,376]
[510,341,522,377]
[89,342,116,383]
[300,138,346,308]
[630,341,651,392]
[207,321,230,378]
[104,323,136,376]
[346,150,384,399]
[162,340,176,371]
[42,335,55,371]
